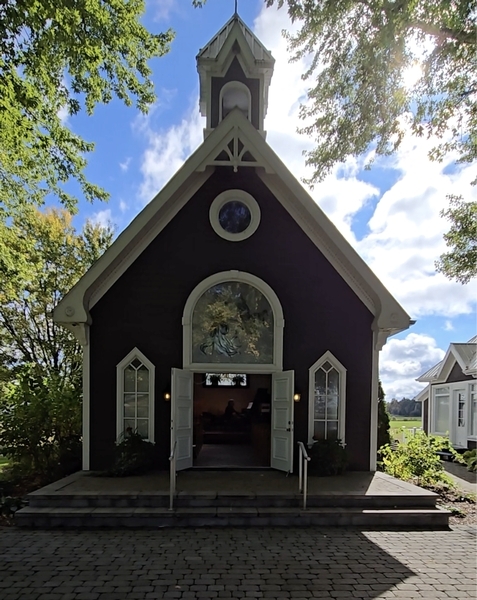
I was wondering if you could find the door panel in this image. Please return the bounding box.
[454,389,467,448]
[171,368,193,471]
[271,371,294,472]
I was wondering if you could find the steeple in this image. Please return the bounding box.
[197,13,275,138]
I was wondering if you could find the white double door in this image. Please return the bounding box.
[170,369,295,472]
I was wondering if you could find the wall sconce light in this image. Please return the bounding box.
[293,392,301,402]
[163,386,171,401]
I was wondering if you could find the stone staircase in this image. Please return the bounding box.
[15,471,449,528]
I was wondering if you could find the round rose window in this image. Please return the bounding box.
[218,201,252,234]
[210,190,260,241]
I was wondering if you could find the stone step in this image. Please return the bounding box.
[27,492,437,510]
[15,505,449,529]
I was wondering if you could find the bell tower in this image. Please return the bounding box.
[197,12,275,138]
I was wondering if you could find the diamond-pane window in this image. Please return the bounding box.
[310,353,346,443]
[120,357,151,439]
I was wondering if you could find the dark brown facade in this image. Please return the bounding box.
[445,361,474,384]
[89,167,374,472]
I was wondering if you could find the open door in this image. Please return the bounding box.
[271,371,294,473]
[171,368,193,471]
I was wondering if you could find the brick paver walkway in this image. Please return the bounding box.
[0,526,475,599]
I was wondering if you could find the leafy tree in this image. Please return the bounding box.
[268,0,475,181]
[388,397,422,417]
[0,209,113,476]
[435,195,477,284]
[267,0,476,283]
[0,208,113,380]
[0,0,205,218]
[377,380,390,450]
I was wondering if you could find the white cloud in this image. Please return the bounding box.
[380,333,445,399]
[137,102,204,203]
[119,200,129,213]
[444,320,454,332]
[356,133,477,318]
[149,0,176,21]
[120,157,132,172]
[89,209,112,228]
[57,105,69,125]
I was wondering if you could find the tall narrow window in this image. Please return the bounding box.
[309,352,346,443]
[471,384,477,437]
[433,386,450,434]
[117,349,155,442]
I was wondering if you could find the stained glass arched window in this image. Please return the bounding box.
[192,281,273,364]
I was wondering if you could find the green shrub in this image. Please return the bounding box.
[307,438,348,476]
[0,365,82,479]
[462,449,477,472]
[379,431,459,487]
[105,430,156,477]
[377,380,391,450]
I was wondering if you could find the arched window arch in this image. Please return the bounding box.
[220,81,251,122]
[183,271,284,372]
[308,351,346,444]
[116,348,155,442]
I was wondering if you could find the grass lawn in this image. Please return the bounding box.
[389,419,423,442]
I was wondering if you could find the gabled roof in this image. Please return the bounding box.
[414,386,429,402]
[197,13,274,63]
[416,335,477,382]
[54,108,411,347]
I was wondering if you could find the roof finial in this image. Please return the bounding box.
[234,0,238,15]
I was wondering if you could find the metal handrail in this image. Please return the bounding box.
[297,441,311,510]
[169,440,177,510]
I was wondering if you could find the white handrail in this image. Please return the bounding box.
[297,441,311,510]
[169,440,177,510]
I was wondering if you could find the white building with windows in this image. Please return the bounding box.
[416,335,477,450]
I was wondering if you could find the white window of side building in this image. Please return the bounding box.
[309,352,346,443]
[433,386,450,435]
[116,348,155,442]
[470,383,477,438]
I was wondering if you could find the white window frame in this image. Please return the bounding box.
[470,383,477,440]
[116,348,155,442]
[182,270,284,372]
[431,385,451,436]
[219,80,252,122]
[209,190,261,242]
[308,351,347,444]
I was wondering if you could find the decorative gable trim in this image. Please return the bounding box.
[203,124,269,173]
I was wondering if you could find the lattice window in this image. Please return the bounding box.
[117,349,155,442]
[309,353,346,442]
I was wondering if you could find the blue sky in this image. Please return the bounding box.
[62,0,476,399]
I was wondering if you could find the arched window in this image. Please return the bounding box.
[309,351,346,443]
[183,271,284,371]
[220,81,251,121]
[116,348,155,442]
